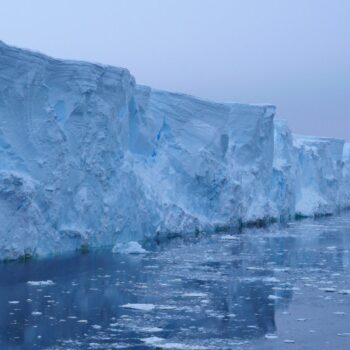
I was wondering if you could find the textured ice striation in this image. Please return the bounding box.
[0,41,348,260]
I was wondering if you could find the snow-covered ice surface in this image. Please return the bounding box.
[0,40,349,259]
[1,213,350,349]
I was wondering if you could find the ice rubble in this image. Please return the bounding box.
[0,41,348,260]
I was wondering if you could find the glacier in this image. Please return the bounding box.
[0,41,349,260]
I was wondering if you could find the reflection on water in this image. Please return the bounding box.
[1,214,350,349]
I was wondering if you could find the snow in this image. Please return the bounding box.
[0,40,349,260]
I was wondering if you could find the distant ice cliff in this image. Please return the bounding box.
[0,41,348,259]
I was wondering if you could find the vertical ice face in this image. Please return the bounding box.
[272,120,297,220]
[0,41,156,259]
[0,41,348,260]
[272,123,347,220]
[293,135,345,217]
[131,86,276,234]
[227,103,276,224]
[342,144,350,208]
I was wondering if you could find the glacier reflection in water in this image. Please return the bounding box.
[1,214,350,349]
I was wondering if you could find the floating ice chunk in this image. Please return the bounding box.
[27,280,55,286]
[319,287,337,293]
[139,327,163,333]
[141,336,163,345]
[88,344,101,349]
[160,343,207,350]
[265,334,278,340]
[141,337,207,349]
[156,305,178,310]
[91,325,102,330]
[113,242,147,254]
[31,311,42,316]
[273,268,290,273]
[183,292,207,298]
[220,235,239,240]
[121,303,155,311]
[246,267,265,271]
[8,301,20,304]
[339,290,350,295]
[263,277,280,283]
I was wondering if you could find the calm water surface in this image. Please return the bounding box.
[1,214,350,349]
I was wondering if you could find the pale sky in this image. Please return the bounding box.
[1,0,349,140]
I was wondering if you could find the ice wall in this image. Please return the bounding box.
[0,41,158,259]
[293,135,344,217]
[271,121,348,219]
[0,41,348,260]
[271,120,297,220]
[342,143,350,208]
[131,86,276,237]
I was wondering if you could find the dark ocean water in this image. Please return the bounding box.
[1,214,350,350]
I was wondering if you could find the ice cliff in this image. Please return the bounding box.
[272,122,347,219]
[0,41,348,260]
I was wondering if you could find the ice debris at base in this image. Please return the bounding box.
[113,241,147,254]
[0,41,349,260]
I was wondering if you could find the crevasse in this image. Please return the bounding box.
[0,41,348,260]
